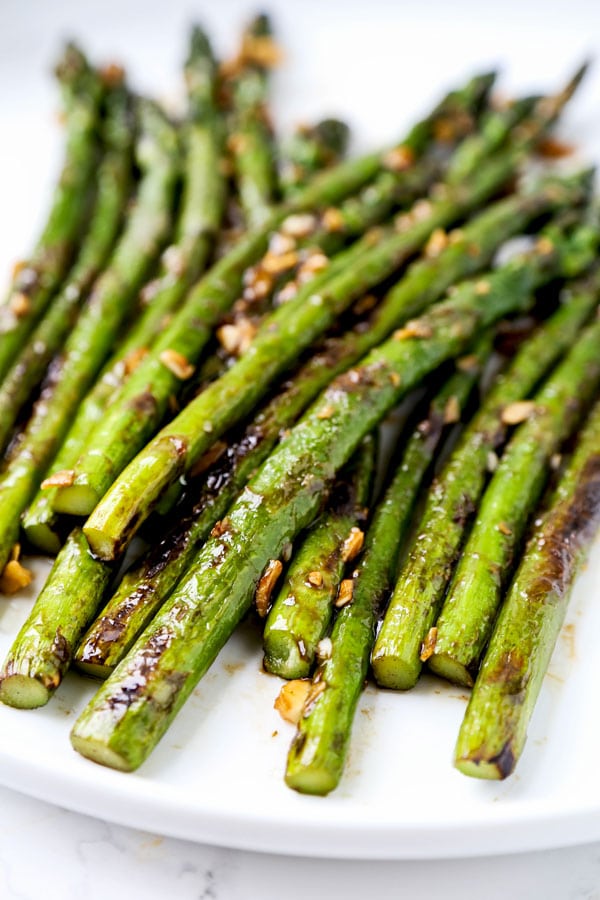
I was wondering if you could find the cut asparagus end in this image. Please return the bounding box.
[53,482,100,517]
[427,652,474,687]
[370,652,421,691]
[0,674,51,709]
[263,634,310,680]
[70,731,134,772]
[22,521,62,556]
[454,746,514,780]
[285,763,338,796]
[73,658,113,679]
[82,524,119,561]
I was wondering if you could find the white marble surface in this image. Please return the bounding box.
[0,783,598,900]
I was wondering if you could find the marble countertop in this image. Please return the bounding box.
[1,785,599,900]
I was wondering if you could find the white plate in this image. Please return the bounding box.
[1,0,600,861]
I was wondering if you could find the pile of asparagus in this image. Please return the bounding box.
[1,14,599,796]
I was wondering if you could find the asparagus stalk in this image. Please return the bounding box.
[0,529,113,708]
[47,69,501,522]
[454,398,600,780]
[0,100,179,576]
[428,314,600,686]
[279,119,351,199]
[78,145,552,558]
[67,225,594,768]
[72,177,577,676]
[226,14,280,227]
[0,44,103,383]
[284,338,491,794]
[262,435,376,679]
[22,26,226,552]
[0,80,133,454]
[371,269,600,691]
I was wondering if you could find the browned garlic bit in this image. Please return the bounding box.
[274,679,311,724]
[443,395,461,424]
[217,318,257,356]
[306,571,324,588]
[420,626,438,662]
[500,400,536,425]
[255,559,283,617]
[41,469,75,489]
[321,207,345,232]
[389,371,401,387]
[158,349,195,380]
[393,321,433,341]
[316,404,334,420]
[382,144,414,172]
[123,346,149,375]
[341,527,364,562]
[474,279,491,296]
[297,251,329,284]
[280,213,317,239]
[335,578,354,608]
[535,236,555,256]
[0,544,33,595]
[9,292,31,318]
[261,249,299,275]
[497,521,513,536]
[456,353,478,372]
[424,228,449,259]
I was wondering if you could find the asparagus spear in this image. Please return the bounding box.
[22,26,226,552]
[46,69,500,522]
[428,314,600,686]
[225,14,280,227]
[454,398,600,780]
[262,435,376,679]
[0,44,103,383]
[0,80,133,454]
[68,224,594,768]
[279,119,351,199]
[0,529,113,708]
[72,177,578,676]
[371,270,600,691]
[285,339,491,794]
[0,100,179,576]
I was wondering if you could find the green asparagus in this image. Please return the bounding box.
[0,81,133,454]
[263,435,376,679]
[67,224,592,769]
[455,397,600,779]
[371,269,600,690]
[72,176,579,676]
[79,146,550,558]
[22,26,226,552]
[285,338,491,794]
[428,315,600,686]
[0,100,179,576]
[0,44,103,382]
